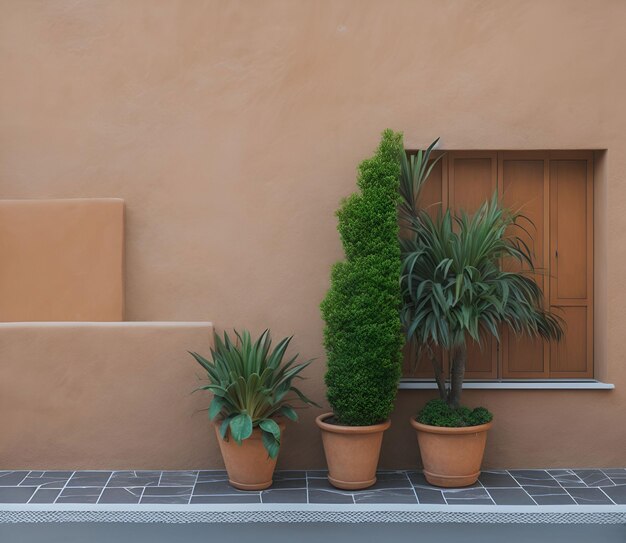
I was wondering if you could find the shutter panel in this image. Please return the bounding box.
[500,153,551,378]
[448,152,498,379]
[549,155,593,377]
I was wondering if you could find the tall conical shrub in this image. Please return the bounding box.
[320,130,404,426]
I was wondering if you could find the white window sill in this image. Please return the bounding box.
[398,379,615,390]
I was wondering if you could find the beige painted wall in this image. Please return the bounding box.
[0,0,625,468]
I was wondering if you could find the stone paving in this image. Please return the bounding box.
[0,469,625,506]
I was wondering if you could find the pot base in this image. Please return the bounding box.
[423,470,481,488]
[328,474,376,490]
[228,478,273,491]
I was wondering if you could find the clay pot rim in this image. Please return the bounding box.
[410,418,492,434]
[316,412,391,434]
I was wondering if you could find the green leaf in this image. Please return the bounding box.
[208,396,224,420]
[220,414,235,440]
[279,405,298,421]
[259,419,281,440]
[261,430,280,459]
[229,413,253,445]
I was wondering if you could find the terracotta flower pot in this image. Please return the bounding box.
[214,421,285,490]
[410,418,492,487]
[315,413,390,490]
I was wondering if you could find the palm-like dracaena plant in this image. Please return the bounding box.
[399,143,563,409]
[190,330,319,458]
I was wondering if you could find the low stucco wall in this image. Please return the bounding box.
[0,322,623,470]
[0,322,223,469]
[1,1,625,469]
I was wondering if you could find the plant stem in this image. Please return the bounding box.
[428,352,447,402]
[448,344,466,409]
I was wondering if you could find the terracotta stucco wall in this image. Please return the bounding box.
[0,0,624,468]
[0,198,124,321]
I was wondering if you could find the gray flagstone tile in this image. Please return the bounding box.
[510,470,559,487]
[140,495,190,504]
[142,486,192,497]
[308,489,354,504]
[602,484,626,504]
[479,471,519,488]
[19,474,70,489]
[66,471,112,487]
[274,471,307,480]
[159,471,198,487]
[0,471,29,486]
[602,469,626,475]
[305,470,329,478]
[140,486,192,504]
[268,473,306,490]
[193,480,251,495]
[196,470,229,483]
[365,471,411,489]
[522,485,576,504]
[307,477,339,490]
[107,471,161,488]
[564,487,614,505]
[573,469,614,487]
[602,469,626,485]
[261,489,307,504]
[523,485,569,496]
[353,489,417,504]
[99,488,143,504]
[0,486,36,503]
[487,488,535,505]
[531,494,576,505]
[547,470,586,488]
[414,488,445,504]
[56,487,103,503]
[442,488,491,501]
[191,494,261,504]
[509,470,553,479]
[28,488,62,504]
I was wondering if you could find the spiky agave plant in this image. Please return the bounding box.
[400,193,563,409]
[190,330,318,458]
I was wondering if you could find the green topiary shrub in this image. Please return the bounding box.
[417,399,493,428]
[320,130,405,426]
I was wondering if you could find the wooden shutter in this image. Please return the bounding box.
[549,154,593,377]
[500,153,551,378]
[448,152,498,379]
[401,150,594,381]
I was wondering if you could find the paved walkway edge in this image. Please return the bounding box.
[1,503,625,524]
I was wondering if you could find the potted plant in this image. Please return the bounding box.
[399,143,563,487]
[317,130,405,490]
[190,329,318,490]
